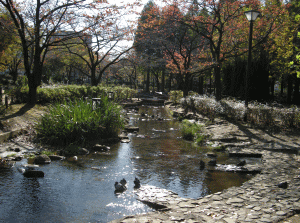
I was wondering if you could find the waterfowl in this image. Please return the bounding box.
[200,160,205,170]
[134,177,141,189]
[278,181,288,189]
[114,182,126,192]
[120,178,127,186]
[237,160,246,166]
[208,159,217,166]
[67,156,78,162]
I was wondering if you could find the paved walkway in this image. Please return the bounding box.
[111,144,300,223]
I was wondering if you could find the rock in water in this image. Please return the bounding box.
[34,154,51,164]
[23,170,44,178]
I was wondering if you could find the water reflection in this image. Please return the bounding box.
[0,106,254,223]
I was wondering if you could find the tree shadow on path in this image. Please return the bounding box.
[232,119,300,151]
[0,103,35,121]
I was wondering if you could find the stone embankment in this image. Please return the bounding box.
[111,143,300,223]
[111,106,300,223]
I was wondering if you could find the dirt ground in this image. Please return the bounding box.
[0,103,47,134]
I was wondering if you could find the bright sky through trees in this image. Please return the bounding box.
[107,0,165,47]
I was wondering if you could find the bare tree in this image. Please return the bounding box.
[0,0,112,103]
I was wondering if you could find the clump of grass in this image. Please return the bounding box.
[41,150,56,156]
[35,97,125,146]
[5,153,17,158]
[180,119,203,141]
[195,134,209,145]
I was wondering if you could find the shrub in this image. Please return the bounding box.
[279,105,300,128]
[10,84,137,104]
[35,97,125,146]
[170,90,183,104]
[183,96,218,121]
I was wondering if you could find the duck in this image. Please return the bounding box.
[114,181,126,192]
[208,159,217,166]
[200,160,205,170]
[134,177,141,189]
[237,160,246,166]
[120,178,127,186]
[67,156,78,162]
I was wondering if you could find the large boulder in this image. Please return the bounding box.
[124,126,139,132]
[48,155,65,161]
[34,154,51,164]
[90,144,110,152]
[77,148,89,155]
[23,170,44,178]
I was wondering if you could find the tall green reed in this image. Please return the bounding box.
[35,97,125,146]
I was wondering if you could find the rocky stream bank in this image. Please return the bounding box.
[0,103,300,222]
[111,105,300,223]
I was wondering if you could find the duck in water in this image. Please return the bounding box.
[120,178,127,186]
[114,181,126,193]
[134,177,141,189]
[200,160,205,170]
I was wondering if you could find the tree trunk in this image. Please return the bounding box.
[287,75,293,104]
[161,69,165,92]
[198,76,203,94]
[270,78,275,100]
[293,77,300,104]
[214,65,222,100]
[209,71,212,94]
[146,67,150,93]
[28,80,37,104]
[281,79,284,97]
[182,73,191,96]
[91,67,97,86]
[168,72,172,92]
[27,61,43,104]
[156,75,160,92]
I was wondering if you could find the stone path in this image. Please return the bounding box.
[111,145,300,223]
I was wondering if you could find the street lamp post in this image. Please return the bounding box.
[244,10,260,119]
[244,10,260,107]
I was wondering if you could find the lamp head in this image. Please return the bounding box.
[244,10,260,22]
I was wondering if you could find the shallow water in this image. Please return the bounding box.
[0,106,255,223]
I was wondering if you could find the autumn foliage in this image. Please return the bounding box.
[134,0,295,100]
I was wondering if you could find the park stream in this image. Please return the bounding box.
[0,106,259,223]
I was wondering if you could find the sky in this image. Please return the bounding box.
[105,0,166,48]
